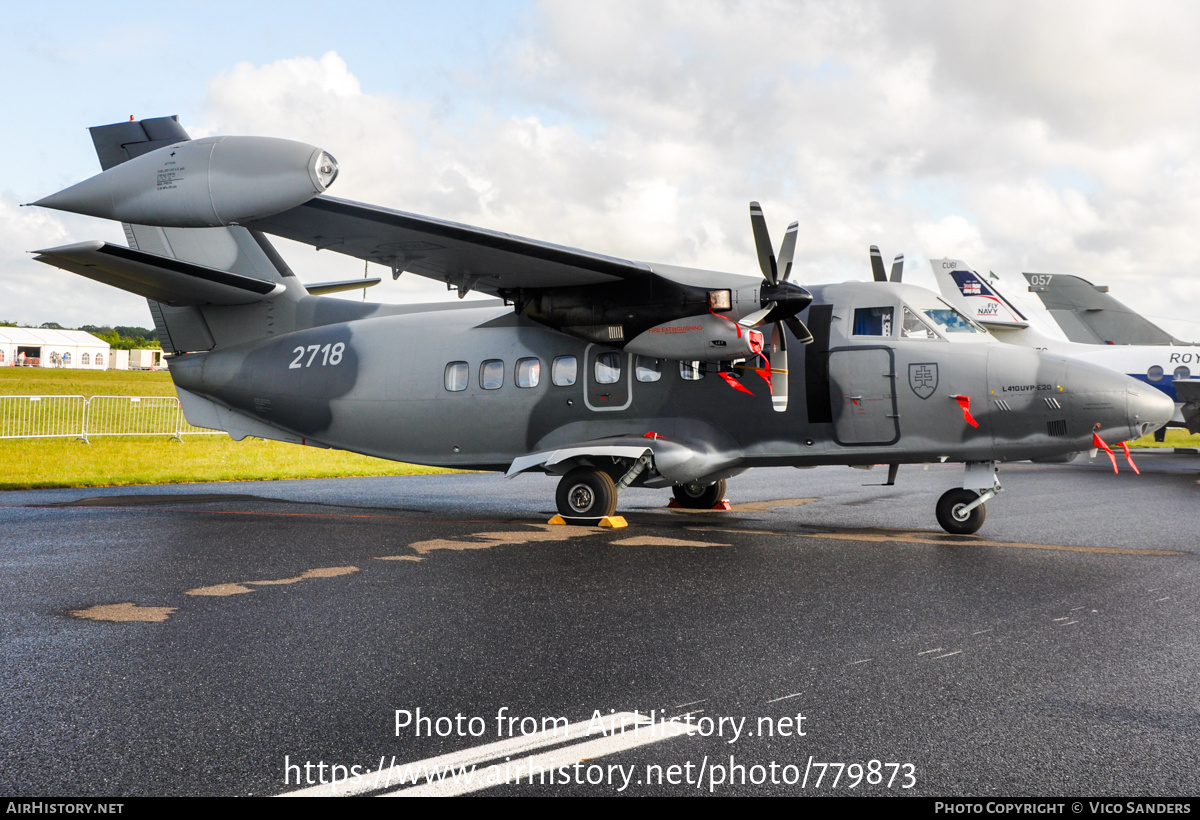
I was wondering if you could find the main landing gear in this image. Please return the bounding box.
[935,461,1002,535]
[671,479,727,509]
[555,468,618,518]
[552,460,727,518]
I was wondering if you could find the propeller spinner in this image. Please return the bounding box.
[743,202,814,413]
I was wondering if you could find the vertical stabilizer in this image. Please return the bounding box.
[1024,272,1191,345]
[931,259,1028,327]
[87,117,301,353]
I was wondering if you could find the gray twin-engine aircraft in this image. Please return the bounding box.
[29,116,1173,534]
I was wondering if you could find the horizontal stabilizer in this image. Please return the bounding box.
[32,241,285,306]
[305,277,381,296]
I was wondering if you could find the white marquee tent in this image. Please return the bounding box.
[0,328,111,369]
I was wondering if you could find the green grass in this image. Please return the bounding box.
[1129,428,1200,448]
[0,367,177,397]
[0,367,456,489]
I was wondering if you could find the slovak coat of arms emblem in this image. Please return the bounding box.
[909,362,938,399]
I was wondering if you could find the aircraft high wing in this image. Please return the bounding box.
[28,116,1174,534]
[933,259,1200,434]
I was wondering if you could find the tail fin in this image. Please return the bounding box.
[930,258,1029,328]
[77,116,302,353]
[1024,272,1190,345]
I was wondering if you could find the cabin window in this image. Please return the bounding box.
[853,307,893,336]
[480,359,504,390]
[679,361,706,381]
[594,352,622,385]
[552,356,577,386]
[635,356,662,382]
[901,307,937,339]
[1174,366,1191,381]
[1147,365,1164,382]
[516,357,541,388]
[444,361,468,391]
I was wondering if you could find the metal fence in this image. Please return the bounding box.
[0,396,224,442]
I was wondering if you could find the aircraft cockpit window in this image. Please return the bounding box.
[901,307,939,340]
[1174,366,1191,381]
[552,356,577,386]
[922,302,982,334]
[595,352,622,385]
[480,359,505,390]
[679,361,706,381]
[636,356,662,382]
[1148,365,1164,382]
[444,361,468,392]
[853,307,894,336]
[516,357,541,388]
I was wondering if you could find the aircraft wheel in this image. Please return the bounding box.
[936,488,986,535]
[556,468,618,518]
[672,479,727,509]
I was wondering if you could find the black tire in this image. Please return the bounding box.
[936,488,986,535]
[556,468,618,518]
[671,479,727,509]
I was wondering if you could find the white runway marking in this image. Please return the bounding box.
[278,711,691,797]
[385,722,697,796]
[765,692,803,703]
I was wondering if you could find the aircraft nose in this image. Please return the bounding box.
[1127,383,1175,440]
[1065,360,1173,442]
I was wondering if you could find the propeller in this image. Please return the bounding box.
[742,202,814,413]
[869,245,904,282]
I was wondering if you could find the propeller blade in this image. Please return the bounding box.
[771,321,788,413]
[777,221,798,283]
[869,245,887,282]
[738,303,776,328]
[784,316,814,345]
[749,201,778,284]
[890,253,904,283]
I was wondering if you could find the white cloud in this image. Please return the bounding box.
[10,1,1200,338]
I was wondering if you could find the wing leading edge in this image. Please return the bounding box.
[247,195,655,297]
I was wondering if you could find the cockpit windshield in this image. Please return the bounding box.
[922,305,982,333]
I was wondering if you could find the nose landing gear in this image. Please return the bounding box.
[936,461,1002,535]
[936,488,986,535]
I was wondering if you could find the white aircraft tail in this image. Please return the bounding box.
[930,259,1029,328]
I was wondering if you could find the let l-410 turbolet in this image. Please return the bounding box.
[29,116,1174,534]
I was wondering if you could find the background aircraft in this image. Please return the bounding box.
[28,117,1173,534]
[933,261,1200,435]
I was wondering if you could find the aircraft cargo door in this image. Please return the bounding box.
[828,347,899,446]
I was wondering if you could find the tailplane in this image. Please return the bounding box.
[34,116,305,354]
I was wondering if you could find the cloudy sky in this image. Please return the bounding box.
[5,0,1200,339]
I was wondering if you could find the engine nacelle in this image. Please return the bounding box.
[32,136,337,228]
[625,314,763,362]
